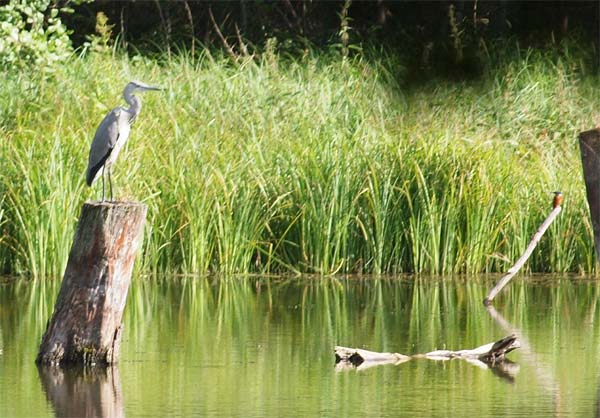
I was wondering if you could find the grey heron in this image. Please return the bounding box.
[86,80,161,201]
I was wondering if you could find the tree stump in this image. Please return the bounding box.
[36,201,147,366]
[579,129,600,262]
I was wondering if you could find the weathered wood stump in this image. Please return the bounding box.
[579,129,600,262]
[36,201,147,366]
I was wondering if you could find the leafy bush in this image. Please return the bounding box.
[0,0,73,72]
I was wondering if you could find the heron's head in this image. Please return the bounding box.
[123,80,162,99]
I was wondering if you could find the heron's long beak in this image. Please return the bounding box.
[143,85,162,92]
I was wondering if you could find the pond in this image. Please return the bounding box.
[0,275,598,417]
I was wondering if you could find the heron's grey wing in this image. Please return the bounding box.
[86,108,121,186]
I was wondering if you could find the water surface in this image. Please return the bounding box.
[0,276,598,417]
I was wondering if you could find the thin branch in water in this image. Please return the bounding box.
[484,198,563,305]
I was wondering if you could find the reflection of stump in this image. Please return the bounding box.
[579,129,600,262]
[37,364,124,418]
[36,202,147,366]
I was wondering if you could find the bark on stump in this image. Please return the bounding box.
[579,129,600,262]
[36,201,147,366]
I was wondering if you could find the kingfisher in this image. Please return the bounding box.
[553,191,564,208]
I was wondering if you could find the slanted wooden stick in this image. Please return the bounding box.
[484,196,563,306]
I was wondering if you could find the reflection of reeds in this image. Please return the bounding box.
[0,279,61,417]
[0,44,598,276]
[2,276,600,415]
[122,277,599,415]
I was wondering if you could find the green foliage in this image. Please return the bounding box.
[0,0,74,72]
[0,42,597,277]
[83,11,114,55]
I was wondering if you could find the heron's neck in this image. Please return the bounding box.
[123,92,142,122]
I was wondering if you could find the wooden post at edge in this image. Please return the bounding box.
[579,128,600,263]
[36,201,147,366]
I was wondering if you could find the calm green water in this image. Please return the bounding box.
[0,276,599,417]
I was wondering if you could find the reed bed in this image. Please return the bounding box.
[0,44,597,277]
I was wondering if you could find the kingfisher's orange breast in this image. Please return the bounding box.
[553,193,563,208]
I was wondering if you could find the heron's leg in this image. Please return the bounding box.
[101,166,106,202]
[108,166,113,202]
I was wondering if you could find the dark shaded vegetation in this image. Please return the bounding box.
[64,1,600,78]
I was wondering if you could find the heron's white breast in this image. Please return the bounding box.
[105,111,132,166]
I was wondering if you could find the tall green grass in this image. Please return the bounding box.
[0,43,597,277]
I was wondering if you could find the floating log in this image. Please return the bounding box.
[334,347,410,367]
[579,128,600,262]
[415,334,520,364]
[36,202,147,366]
[335,335,520,371]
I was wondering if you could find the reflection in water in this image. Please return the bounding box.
[1,276,600,417]
[486,304,562,416]
[597,378,600,418]
[488,359,520,383]
[37,365,124,418]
